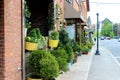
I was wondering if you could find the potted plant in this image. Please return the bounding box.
[64,43,73,70]
[59,29,70,45]
[25,28,45,50]
[26,50,59,80]
[48,31,59,47]
[50,49,68,73]
[81,44,90,55]
[25,36,38,51]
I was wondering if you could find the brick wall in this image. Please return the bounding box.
[0,0,5,79]
[4,0,22,80]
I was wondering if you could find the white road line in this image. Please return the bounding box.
[109,52,120,67]
[115,57,120,59]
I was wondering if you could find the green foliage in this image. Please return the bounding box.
[81,45,90,52]
[110,31,114,38]
[25,28,46,48]
[48,1,55,30]
[24,1,31,18]
[49,31,59,40]
[51,49,68,72]
[25,28,41,43]
[72,41,80,52]
[24,0,31,28]
[27,28,41,39]
[25,36,38,43]
[59,29,70,45]
[27,50,59,79]
[64,43,73,63]
[101,20,113,37]
[113,23,118,36]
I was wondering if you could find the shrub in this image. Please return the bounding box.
[26,50,59,79]
[51,49,68,72]
[64,43,73,63]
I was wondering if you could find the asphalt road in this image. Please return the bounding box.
[87,38,120,80]
[99,38,120,63]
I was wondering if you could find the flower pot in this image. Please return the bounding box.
[83,52,89,55]
[25,42,38,50]
[48,39,59,47]
[67,62,72,70]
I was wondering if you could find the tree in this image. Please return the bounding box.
[113,23,119,36]
[100,20,112,37]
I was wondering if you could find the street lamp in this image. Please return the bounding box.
[95,13,100,55]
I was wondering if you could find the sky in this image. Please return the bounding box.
[88,0,120,24]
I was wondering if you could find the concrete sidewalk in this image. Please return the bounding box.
[56,45,95,80]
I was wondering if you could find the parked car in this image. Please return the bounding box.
[118,38,120,42]
[106,37,111,40]
[100,36,104,40]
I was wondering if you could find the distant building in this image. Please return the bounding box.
[102,18,112,24]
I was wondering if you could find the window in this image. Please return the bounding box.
[66,0,73,4]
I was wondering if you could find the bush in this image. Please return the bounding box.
[26,50,59,79]
[64,43,73,63]
[51,49,68,72]
[59,29,70,45]
[49,31,59,40]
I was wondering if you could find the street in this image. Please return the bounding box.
[99,39,120,64]
[87,38,120,80]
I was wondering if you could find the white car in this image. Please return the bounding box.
[118,38,120,42]
[100,36,104,40]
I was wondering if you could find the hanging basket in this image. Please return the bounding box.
[25,42,38,50]
[27,77,43,80]
[48,39,59,48]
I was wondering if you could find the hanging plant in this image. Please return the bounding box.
[24,0,31,28]
[48,1,55,31]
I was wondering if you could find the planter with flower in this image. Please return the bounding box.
[25,36,39,51]
[25,28,45,50]
[48,31,59,48]
[81,44,90,55]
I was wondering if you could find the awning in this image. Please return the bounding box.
[64,1,84,22]
[81,22,88,26]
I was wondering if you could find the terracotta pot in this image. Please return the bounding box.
[83,52,89,55]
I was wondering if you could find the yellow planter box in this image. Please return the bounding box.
[25,42,38,50]
[27,77,43,80]
[49,39,59,47]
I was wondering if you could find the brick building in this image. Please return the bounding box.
[0,0,22,80]
[0,0,89,80]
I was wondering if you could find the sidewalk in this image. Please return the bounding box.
[56,45,95,80]
[56,44,120,80]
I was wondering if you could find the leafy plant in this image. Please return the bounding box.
[25,28,40,43]
[26,28,46,47]
[26,50,59,79]
[24,0,31,28]
[64,43,73,63]
[50,49,68,72]
[72,41,80,52]
[81,45,90,52]
[59,29,70,45]
[49,31,59,40]
[25,36,38,43]
[48,1,55,30]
